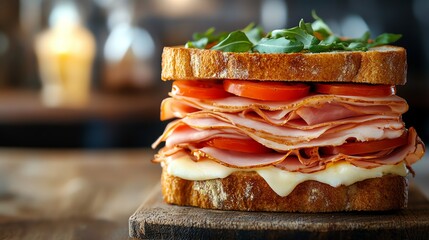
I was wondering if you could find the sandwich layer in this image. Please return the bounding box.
[161,46,407,85]
[163,154,409,196]
[162,168,408,212]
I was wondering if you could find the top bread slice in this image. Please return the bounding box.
[161,45,407,85]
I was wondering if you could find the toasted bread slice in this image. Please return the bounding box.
[161,45,407,85]
[161,169,408,212]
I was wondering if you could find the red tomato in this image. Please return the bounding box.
[224,80,310,101]
[315,83,396,97]
[204,137,272,153]
[172,80,232,99]
[321,133,408,155]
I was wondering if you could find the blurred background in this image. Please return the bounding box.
[0,1,428,237]
[0,0,428,149]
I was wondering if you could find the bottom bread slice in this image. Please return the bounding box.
[161,169,408,212]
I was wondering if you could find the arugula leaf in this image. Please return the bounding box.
[185,38,208,49]
[357,31,371,43]
[309,32,370,52]
[311,10,333,39]
[185,11,402,53]
[242,23,265,45]
[269,20,312,39]
[321,35,340,44]
[308,44,334,53]
[369,33,402,47]
[268,19,319,49]
[286,28,319,49]
[241,23,256,33]
[299,18,314,35]
[345,42,368,51]
[186,27,214,49]
[186,27,228,49]
[211,31,253,52]
[192,27,215,41]
[253,37,304,53]
[268,29,287,39]
[309,36,342,52]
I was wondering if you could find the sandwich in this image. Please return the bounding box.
[152,14,425,212]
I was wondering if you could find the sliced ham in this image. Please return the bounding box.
[192,146,287,168]
[274,156,326,173]
[154,90,424,174]
[152,111,404,151]
[161,94,408,125]
[169,93,408,113]
[154,127,424,174]
[295,104,366,125]
[165,125,247,148]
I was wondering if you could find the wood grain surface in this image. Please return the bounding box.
[0,149,161,240]
[129,183,429,240]
[0,217,127,240]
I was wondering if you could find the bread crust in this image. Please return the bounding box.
[161,46,407,85]
[161,169,408,212]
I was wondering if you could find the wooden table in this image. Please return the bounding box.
[0,149,427,239]
[0,148,161,239]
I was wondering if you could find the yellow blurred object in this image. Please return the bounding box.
[34,2,95,107]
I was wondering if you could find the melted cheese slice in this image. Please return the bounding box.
[166,155,408,197]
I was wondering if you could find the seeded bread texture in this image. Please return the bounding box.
[161,45,407,85]
[161,169,408,212]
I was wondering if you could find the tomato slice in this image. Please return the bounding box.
[204,137,272,153]
[321,133,408,156]
[315,83,396,97]
[172,80,232,99]
[224,80,310,101]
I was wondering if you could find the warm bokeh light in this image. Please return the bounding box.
[34,1,95,107]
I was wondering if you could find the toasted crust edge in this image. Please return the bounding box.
[161,46,407,85]
[161,169,408,212]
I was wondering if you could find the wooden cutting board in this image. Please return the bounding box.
[129,184,429,239]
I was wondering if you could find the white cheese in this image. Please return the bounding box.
[166,155,408,197]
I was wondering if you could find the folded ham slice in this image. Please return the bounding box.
[153,112,404,151]
[153,90,424,175]
[154,128,424,173]
[161,94,408,125]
